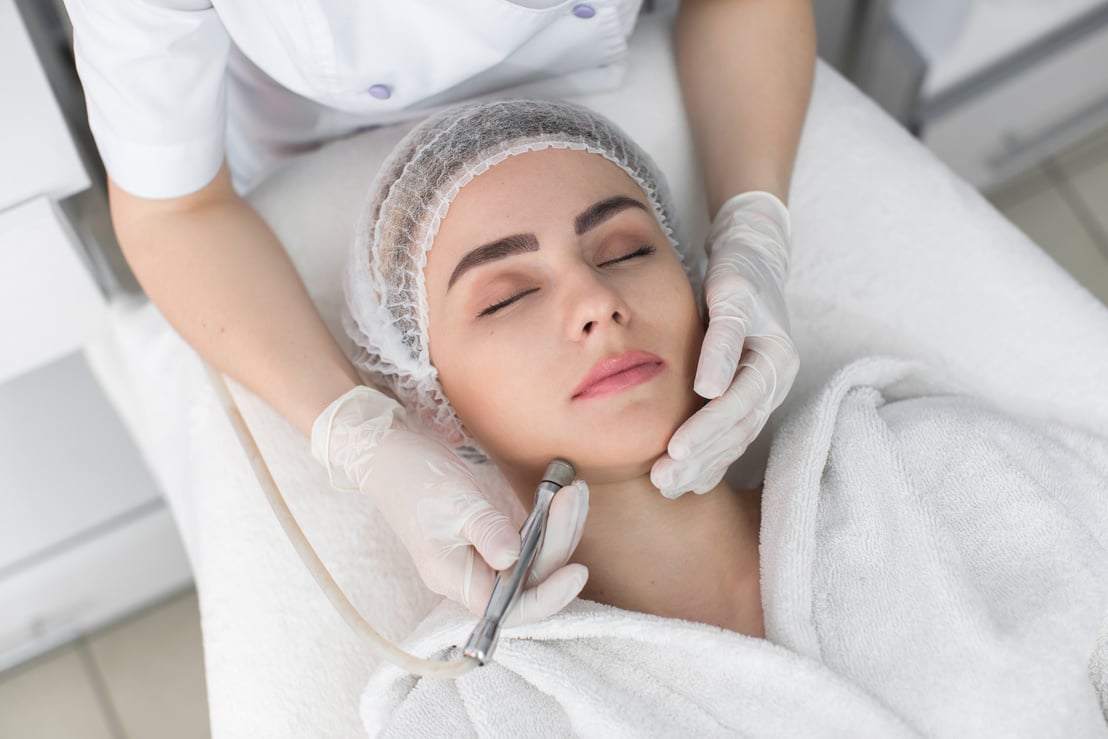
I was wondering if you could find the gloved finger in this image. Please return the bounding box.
[695,316,748,400]
[650,454,685,499]
[451,484,588,617]
[430,545,498,617]
[503,563,589,628]
[743,333,800,410]
[458,496,523,571]
[669,348,771,461]
[415,459,522,571]
[652,456,730,497]
[527,481,589,587]
[654,410,767,496]
[695,269,755,399]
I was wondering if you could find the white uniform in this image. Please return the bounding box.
[64,0,646,198]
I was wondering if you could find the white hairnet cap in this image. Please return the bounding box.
[344,98,694,457]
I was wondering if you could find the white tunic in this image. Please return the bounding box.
[64,0,646,197]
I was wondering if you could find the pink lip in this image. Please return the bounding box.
[572,350,666,400]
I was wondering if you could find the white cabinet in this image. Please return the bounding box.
[0,0,193,670]
[0,0,88,210]
[895,0,1108,190]
[0,197,105,381]
[0,354,192,670]
[920,20,1108,189]
[1,0,100,382]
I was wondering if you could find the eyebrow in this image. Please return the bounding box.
[573,195,648,236]
[447,194,649,289]
[448,233,539,288]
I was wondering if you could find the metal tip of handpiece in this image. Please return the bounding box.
[463,617,499,665]
[542,459,575,488]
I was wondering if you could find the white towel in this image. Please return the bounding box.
[1094,610,1108,720]
[761,356,1108,737]
[362,357,1108,737]
[361,599,916,738]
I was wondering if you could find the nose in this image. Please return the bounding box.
[564,269,631,341]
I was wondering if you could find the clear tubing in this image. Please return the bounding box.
[205,365,478,679]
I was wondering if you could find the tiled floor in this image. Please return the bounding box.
[0,590,210,739]
[2,124,1108,739]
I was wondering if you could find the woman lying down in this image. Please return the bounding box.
[339,99,1108,737]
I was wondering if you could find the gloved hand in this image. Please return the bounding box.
[651,191,800,497]
[312,386,589,626]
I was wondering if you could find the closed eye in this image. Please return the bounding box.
[477,287,540,318]
[476,244,655,317]
[598,244,656,267]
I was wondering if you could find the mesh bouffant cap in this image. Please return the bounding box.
[344,98,693,458]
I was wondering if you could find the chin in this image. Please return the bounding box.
[477,417,672,488]
[553,417,676,484]
[473,387,701,486]
[574,458,658,486]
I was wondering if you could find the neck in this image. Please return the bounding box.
[513,467,764,636]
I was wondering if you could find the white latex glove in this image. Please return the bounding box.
[311,386,589,626]
[651,191,800,497]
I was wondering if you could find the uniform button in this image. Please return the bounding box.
[368,84,392,100]
[572,3,596,19]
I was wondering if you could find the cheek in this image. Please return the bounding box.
[635,264,703,344]
[636,266,706,410]
[677,284,706,365]
[430,318,556,458]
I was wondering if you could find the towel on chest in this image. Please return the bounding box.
[761,356,1108,737]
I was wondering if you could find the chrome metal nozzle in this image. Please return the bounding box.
[462,458,576,665]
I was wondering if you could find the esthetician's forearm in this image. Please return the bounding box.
[108,162,362,436]
[674,0,816,214]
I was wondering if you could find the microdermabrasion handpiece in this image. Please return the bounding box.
[463,458,576,665]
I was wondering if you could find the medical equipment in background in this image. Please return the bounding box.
[207,364,575,678]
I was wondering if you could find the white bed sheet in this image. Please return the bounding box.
[85,15,1108,738]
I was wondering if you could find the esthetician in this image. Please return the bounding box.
[63,0,815,620]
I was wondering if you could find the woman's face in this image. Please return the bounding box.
[424,148,704,485]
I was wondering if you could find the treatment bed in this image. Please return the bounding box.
[85,15,1108,737]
